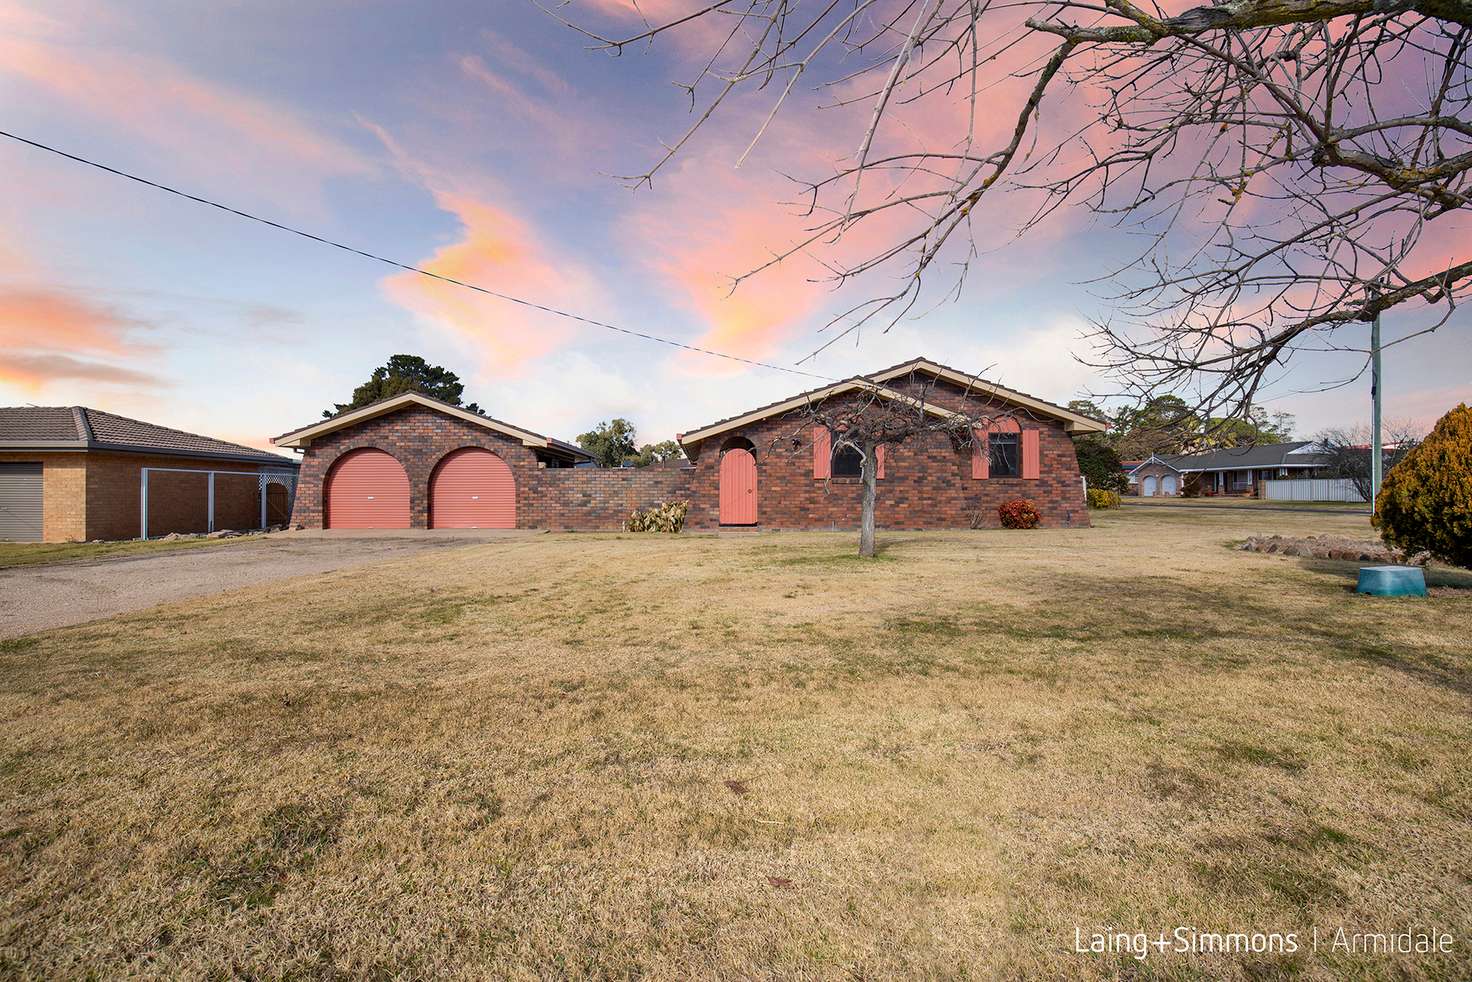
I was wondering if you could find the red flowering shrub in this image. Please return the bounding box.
[998,498,1041,529]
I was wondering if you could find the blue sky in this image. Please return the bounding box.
[1,0,1466,453]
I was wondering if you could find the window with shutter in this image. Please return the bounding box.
[832,444,863,478]
[1021,429,1040,479]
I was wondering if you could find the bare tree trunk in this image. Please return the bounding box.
[859,439,877,558]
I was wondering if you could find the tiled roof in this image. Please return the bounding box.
[0,407,81,443]
[274,391,593,460]
[678,355,1104,445]
[0,406,297,466]
[1158,441,1329,472]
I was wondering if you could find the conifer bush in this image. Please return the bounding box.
[1087,489,1122,509]
[1374,404,1471,568]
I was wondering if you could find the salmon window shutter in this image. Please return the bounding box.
[812,426,831,479]
[1021,429,1040,479]
[875,444,886,479]
[971,427,989,479]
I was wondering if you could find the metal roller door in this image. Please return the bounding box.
[430,448,515,528]
[0,463,43,541]
[324,449,410,529]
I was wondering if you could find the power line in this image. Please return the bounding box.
[0,128,835,382]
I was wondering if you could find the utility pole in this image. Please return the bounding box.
[1370,281,1383,512]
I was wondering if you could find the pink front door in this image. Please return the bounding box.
[719,448,757,525]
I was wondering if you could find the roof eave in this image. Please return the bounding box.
[677,379,963,448]
[0,439,89,450]
[869,358,1109,432]
[273,392,550,450]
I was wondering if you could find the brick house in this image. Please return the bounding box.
[1130,442,1337,498]
[274,357,1104,532]
[676,358,1106,530]
[0,407,298,542]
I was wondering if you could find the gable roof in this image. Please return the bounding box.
[869,357,1109,433]
[0,406,296,466]
[676,356,1107,447]
[678,378,969,447]
[272,391,593,461]
[1127,453,1183,475]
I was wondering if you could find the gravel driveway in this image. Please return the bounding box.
[0,531,531,638]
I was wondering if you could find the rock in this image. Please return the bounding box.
[206,529,240,539]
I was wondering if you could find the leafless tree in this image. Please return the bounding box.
[1316,420,1424,499]
[556,0,1471,423]
[766,370,1040,555]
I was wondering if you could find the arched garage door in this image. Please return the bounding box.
[1162,474,1178,495]
[325,449,410,529]
[1142,475,1158,497]
[430,448,515,529]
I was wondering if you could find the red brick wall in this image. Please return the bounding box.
[681,379,1089,530]
[524,467,693,530]
[84,452,281,540]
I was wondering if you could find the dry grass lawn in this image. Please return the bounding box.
[0,533,263,570]
[2,509,1469,979]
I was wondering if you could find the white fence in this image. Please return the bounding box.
[1260,478,1367,503]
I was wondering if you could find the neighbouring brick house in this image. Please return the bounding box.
[1129,442,1337,498]
[274,357,1104,532]
[0,407,298,542]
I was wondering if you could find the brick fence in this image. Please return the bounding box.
[524,467,693,530]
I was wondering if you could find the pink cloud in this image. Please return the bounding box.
[380,190,604,375]
[0,30,373,199]
[0,284,161,392]
[480,30,571,97]
[0,352,162,391]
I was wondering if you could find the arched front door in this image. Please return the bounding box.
[719,448,758,525]
[1142,475,1158,497]
[325,449,410,528]
[1161,474,1178,496]
[430,448,515,528]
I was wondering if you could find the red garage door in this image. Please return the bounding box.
[430,448,515,529]
[325,449,410,529]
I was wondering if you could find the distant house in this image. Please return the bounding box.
[1120,460,1144,494]
[0,407,298,542]
[1129,442,1334,497]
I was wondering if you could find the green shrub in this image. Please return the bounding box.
[625,500,690,533]
[998,498,1041,529]
[1074,437,1129,493]
[1086,488,1122,510]
[1374,404,1472,567]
